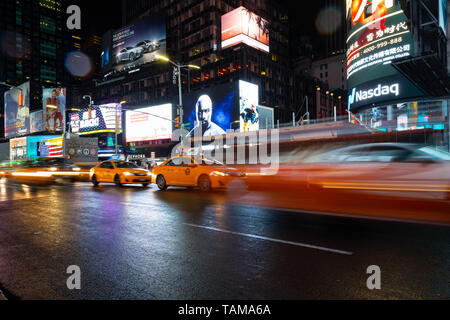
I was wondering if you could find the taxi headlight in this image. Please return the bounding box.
[50,167,58,171]
[212,171,228,177]
[73,167,81,171]
[123,172,133,176]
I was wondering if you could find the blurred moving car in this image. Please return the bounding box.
[90,160,152,187]
[152,156,245,191]
[3,158,83,184]
[116,46,143,64]
[245,143,450,224]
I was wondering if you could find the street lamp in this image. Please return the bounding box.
[155,54,200,152]
[155,54,200,118]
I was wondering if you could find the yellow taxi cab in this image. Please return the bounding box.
[151,156,245,192]
[90,160,152,187]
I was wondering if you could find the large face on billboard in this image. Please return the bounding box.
[346,0,424,110]
[4,81,30,139]
[125,104,173,143]
[112,15,166,73]
[70,104,122,135]
[221,6,269,53]
[43,88,66,132]
[183,84,236,138]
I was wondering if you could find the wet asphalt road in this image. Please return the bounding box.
[0,178,449,300]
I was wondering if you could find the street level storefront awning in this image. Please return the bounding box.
[392,53,450,97]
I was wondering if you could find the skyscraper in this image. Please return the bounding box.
[0,0,81,139]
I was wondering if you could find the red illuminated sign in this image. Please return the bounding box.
[221,6,269,53]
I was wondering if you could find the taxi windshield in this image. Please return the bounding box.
[201,158,224,166]
[114,162,139,169]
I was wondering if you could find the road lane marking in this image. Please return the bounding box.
[184,223,353,255]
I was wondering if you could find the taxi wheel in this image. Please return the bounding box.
[114,175,123,187]
[92,175,99,187]
[198,175,211,192]
[156,175,167,191]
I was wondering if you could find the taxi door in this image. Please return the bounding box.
[98,161,115,182]
[161,158,183,185]
[176,157,197,186]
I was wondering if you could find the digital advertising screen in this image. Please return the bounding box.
[9,137,27,160]
[183,83,236,138]
[239,80,259,132]
[30,110,45,133]
[221,6,269,53]
[111,15,166,73]
[4,81,30,139]
[125,104,173,143]
[27,135,60,160]
[39,136,64,158]
[70,104,122,135]
[346,0,424,110]
[43,88,66,132]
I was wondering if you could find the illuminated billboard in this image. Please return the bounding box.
[39,136,63,158]
[111,15,166,73]
[346,0,424,110]
[125,104,173,143]
[27,135,60,159]
[70,104,122,135]
[43,88,66,132]
[239,80,259,132]
[221,6,269,53]
[30,110,45,133]
[4,81,30,139]
[183,83,236,138]
[9,137,27,160]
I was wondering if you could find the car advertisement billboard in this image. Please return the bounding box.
[221,6,269,53]
[346,0,424,110]
[42,88,66,132]
[30,110,45,133]
[112,15,166,73]
[69,104,122,135]
[4,81,30,139]
[183,83,237,138]
[125,104,173,143]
